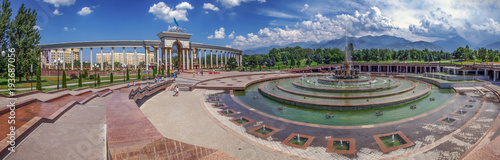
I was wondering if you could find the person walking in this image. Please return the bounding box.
[173,86,179,96]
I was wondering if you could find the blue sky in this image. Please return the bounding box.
[13,0,500,55]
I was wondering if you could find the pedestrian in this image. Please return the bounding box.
[133,81,136,86]
[174,86,179,96]
[193,72,195,78]
[201,70,203,76]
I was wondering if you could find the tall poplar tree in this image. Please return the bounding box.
[10,3,41,81]
[0,0,12,77]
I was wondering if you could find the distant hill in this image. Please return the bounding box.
[432,36,474,52]
[484,41,500,50]
[243,35,447,55]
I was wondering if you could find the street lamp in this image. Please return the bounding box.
[121,64,127,82]
[30,64,33,91]
[94,63,99,88]
[57,58,64,89]
[245,62,248,72]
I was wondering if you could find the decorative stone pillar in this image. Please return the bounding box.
[71,48,74,70]
[80,48,83,70]
[210,50,213,68]
[169,48,172,70]
[145,47,149,71]
[100,47,104,71]
[215,50,218,67]
[134,47,137,70]
[90,48,93,70]
[111,47,115,71]
[183,49,186,70]
[204,50,207,69]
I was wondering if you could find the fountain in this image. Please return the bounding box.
[337,81,345,88]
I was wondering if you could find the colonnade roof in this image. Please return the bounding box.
[39,41,243,54]
[190,43,242,54]
[39,40,161,49]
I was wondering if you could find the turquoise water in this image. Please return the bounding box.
[234,80,455,126]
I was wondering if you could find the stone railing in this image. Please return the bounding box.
[129,80,174,101]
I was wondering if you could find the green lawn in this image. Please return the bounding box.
[256,128,272,135]
[221,110,233,114]
[332,141,349,150]
[288,136,307,146]
[380,135,405,148]
[234,118,249,124]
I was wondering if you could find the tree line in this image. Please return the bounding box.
[241,44,500,68]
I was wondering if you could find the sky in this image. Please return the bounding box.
[12,0,500,55]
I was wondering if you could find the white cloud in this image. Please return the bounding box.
[203,3,219,11]
[53,9,63,15]
[64,27,76,31]
[472,18,500,35]
[148,2,194,23]
[175,2,194,10]
[217,0,266,8]
[261,10,298,19]
[43,0,75,7]
[34,25,42,30]
[208,27,226,39]
[228,31,235,39]
[230,6,402,50]
[409,8,456,38]
[77,7,93,16]
[300,4,309,12]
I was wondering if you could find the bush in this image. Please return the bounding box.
[36,66,42,90]
[110,72,114,83]
[89,75,95,79]
[137,68,141,79]
[97,74,101,85]
[62,70,67,88]
[126,67,130,80]
[84,70,88,79]
[70,73,78,79]
[78,72,82,87]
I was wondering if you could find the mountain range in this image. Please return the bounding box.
[243,35,500,55]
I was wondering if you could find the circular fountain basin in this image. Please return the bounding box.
[318,76,376,85]
[233,77,455,126]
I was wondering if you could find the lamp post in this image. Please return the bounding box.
[57,58,64,89]
[94,63,99,88]
[121,64,127,82]
[245,62,248,72]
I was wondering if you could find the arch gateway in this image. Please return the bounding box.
[38,31,243,71]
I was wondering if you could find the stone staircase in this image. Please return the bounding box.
[484,84,500,100]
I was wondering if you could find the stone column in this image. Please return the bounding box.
[145,47,149,71]
[210,50,213,68]
[182,49,186,70]
[100,48,104,71]
[79,48,82,70]
[156,47,160,72]
[111,47,115,71]
[191,49,194,69]
[169,48,172,70]
[71,48,74,70]
[63,49,66,70]
[215,50,218,67]
[225,51,228,66]
[204,50,207,68]
[198,49,201,69]
[134,47,137,70]
[90,48,93,70]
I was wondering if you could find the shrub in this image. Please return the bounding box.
[137,68,141,79]
[126,67,130,80]
[36,66,42,90]
[70,73,78,79]
[62,70,67,88]
[84,70,88,79]
[78,72,82,87]
[97,74,101,85]
[110,72,114,83]
[89,75,95,79]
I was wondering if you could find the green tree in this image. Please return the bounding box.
[78,71,82,87]
[296,59,301,67]
[0,0,12,77]
[110,72,113,83]
[84,70,88,79]
[167,67,170,77]
[137,68,141,79]
[126,67,129,80]
[153,67,156,77]
[97,74,101,85]
[35,65,41,90]
[161,67,164,75]
[227,57,237,70]
[10,3,41,81]
[62,70,67,88]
